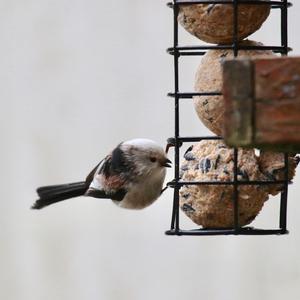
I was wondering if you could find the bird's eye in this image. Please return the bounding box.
[150,157,157,163]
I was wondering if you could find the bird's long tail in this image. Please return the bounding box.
[32,181,88,209]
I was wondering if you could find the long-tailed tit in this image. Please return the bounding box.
[32,138,171,210]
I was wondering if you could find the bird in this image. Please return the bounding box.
[32,138,171,210]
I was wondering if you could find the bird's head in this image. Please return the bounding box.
[121,138,171,177]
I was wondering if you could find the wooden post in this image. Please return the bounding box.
[223,57,300,152]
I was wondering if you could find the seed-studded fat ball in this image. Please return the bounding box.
[178,1,271,44]
[180,140,269,228]
[258,151,299,196]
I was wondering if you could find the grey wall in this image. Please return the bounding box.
[1,1,300,300]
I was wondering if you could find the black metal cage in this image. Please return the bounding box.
[165,0,292,236]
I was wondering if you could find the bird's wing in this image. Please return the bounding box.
[85,187,127,201]
[85,150,129,201]
[85,159,104,186]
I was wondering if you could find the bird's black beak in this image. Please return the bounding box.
[163,158,172,168]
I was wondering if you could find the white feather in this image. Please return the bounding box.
[123,138,164,152]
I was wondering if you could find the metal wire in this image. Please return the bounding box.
[166,0,292,236]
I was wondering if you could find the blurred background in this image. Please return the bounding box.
[1,1,300,299]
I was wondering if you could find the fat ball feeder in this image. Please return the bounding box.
[165,0,296,236]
